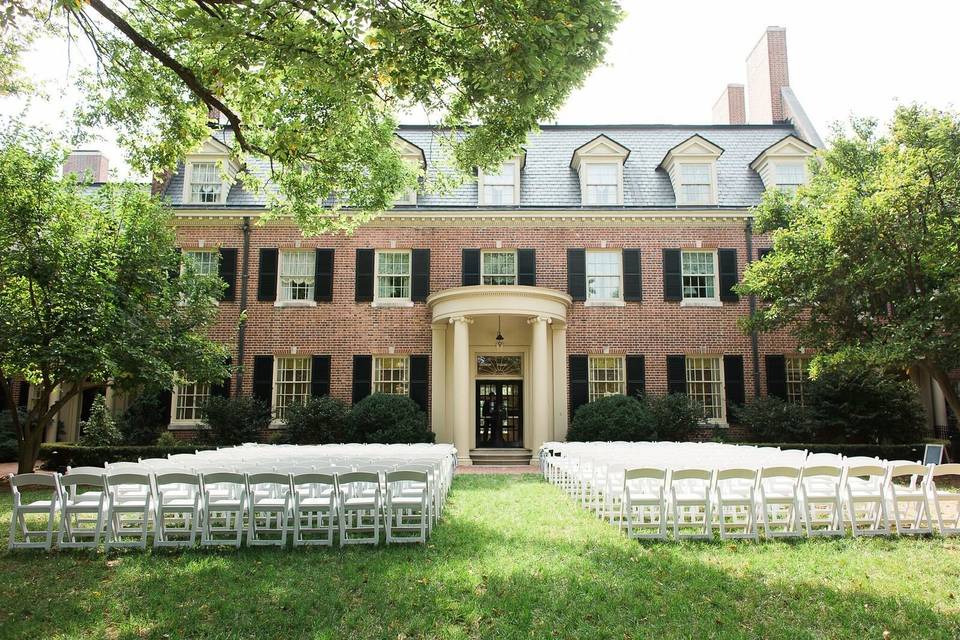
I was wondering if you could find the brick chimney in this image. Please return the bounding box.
[63,150,110,183]
[746,26,790,124]
[712,84,746,125]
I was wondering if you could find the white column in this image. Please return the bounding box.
[529,316,550,454]
[933,377,948,429]
[431,323,447,443]
[551,323,568,442]
[451,316,473,465]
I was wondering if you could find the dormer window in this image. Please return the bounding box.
[479,160,519,206]
[570,135,630,207]
[658,134,724,207]
[189,162,222,204]
[750,135,816,194]
[181,136,240,206]
[394,135,426,207]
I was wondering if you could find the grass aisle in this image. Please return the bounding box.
[2,474,960,639]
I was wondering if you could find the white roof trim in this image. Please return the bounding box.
[570,134,630,171]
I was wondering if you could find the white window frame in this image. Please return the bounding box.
[680,250,721,307]
[373,355,410,396]
[481,250,518,286]
[677,162,717,206]
[273,356,311,421]
[785,356,811,405]
[170,382,211,428]
[588,355,625,402]
[582,161,622,206]
[478,159,520,207]
[774,162,806,194]
[584,249,623,304]
[373,250,413,306]
[181,249,218,277]
[187,161,225,205]
[276,250,316,306]
[685,355,726,423]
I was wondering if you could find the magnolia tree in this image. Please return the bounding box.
[738,105,960,421]
[3,0,622,233]
[0,127,228,473]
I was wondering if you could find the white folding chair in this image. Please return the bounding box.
[104,473,154,550]
[799,465,844,537]
[154,472,202,548]
[757,466,802,538]
[291,473,338,546]
[715,468,759,541]
[58,474,107,549]
[669,469,714,540]
[887,463,933,535]
[621,468,669,540]
[337,472,382,546]
[385,470,430,544]
[246,472,292,546]
[844,465,890,537]
[929,464,960,536]
[200,472,247,548]
[8,473,60,550]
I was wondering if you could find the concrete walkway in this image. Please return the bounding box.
[456,465,540,474]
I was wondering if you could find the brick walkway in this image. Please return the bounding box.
[456,465,540,474]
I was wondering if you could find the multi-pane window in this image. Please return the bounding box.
[278,250,315,302]
[183,250,218,277]
[174,382,210,422]
[679,163,713,205]
[482,161,517,206]
[189,162,222,204]
[786,356,810,405]
[274,357,310,419]
[375,251,411,300]
[775,163,805,194]
[588,356,625,402]
[481,251,517,286]
[373,356,409,395]
[686,356,724,420]
[681,251,717,300]
[586,251,622,300]
[584,163,619,205]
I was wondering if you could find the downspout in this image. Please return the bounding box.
[235,216,251,395]
[745,218,761,397]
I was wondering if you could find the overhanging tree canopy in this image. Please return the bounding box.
[3,0,623,232]
[738,105,960,420]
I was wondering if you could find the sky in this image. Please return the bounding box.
[2,0,958,178]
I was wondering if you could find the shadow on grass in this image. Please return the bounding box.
[1,475,958,639]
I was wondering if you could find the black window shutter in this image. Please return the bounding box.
[724,355,745,407]
[765,355,787,399]
[409,355,429,412]
[314,249,334,302]
[17,381,29,408]
[211,356,232,398]
[257,249,279,302]
[311,355,331,397]
[352,355,372,404]
[757,247,773,261]
[517,249,536,286]
[218,248,238,302]
[626,355,646,397]
[663,249,682,301]
[157,388,172,426]
[462,249,480,286]
[411,249,431,302]
[252,356,274,409]
[355,249,375,302]
[569,355,589,419]
[718,248,739,302]
[168,248,182,281]
[567,249,586,301]
[623,249,642,302]
[666,355,687,394]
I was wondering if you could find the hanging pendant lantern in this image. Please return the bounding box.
[495,315,505,349]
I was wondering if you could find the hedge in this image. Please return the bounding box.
[39,443,215,470]
[731,442,936,461]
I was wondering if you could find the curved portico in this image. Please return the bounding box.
[427,286,571,464]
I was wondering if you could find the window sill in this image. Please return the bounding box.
[584,299,626,308]
[269,421,288,430]
[274,300,317,308]
[168,421,204,431]
[680,298,722,308]
[371,300,414,308]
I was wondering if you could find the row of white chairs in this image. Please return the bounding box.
[9,468,436,550]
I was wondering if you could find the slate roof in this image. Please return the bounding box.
[165,123,804,210]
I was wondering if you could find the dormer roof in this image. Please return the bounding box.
[657,134,724,171]
[569,134,630,171]
[395,134,427,171]
[749,134,816,170]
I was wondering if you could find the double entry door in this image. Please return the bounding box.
[476,380,523,448]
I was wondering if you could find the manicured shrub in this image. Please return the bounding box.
[79,395,123,447]
[119,388,170,445]
[348,393,434,444]
[733,396,817,443]
[199,396,271,446]
[281,396,350,444]
[154,431,183,447]
[567,394,656,442]
[39,443,213,470]
[0,409,22,462]
[640,393,706,441]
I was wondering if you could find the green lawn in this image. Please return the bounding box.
[2,474,959,640]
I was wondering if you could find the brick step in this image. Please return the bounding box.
[469,448,534,466]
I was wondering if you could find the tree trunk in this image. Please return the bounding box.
[16,423,44,474]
